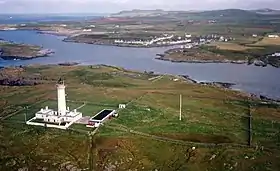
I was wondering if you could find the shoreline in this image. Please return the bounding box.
[0,64,279,102]
[155,56,248,64]
[63,38,186,49]
[178,74,280,103]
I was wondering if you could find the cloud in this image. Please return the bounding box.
[0,0,279,13]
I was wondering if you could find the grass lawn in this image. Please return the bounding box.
[253,37,280,46]
[209,42,262,51]
[1,65,280,171]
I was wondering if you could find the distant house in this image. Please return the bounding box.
[83,29,92,32]
[219,36,225,41]
[272,53,280,57]
[268,34,279,38]
[185,34,192,38]
[119,104,126,109]
[200,38,206,42]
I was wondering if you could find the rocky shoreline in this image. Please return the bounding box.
[58,62,80,66]
[0,65,279,103]
[179,74,280,103]
[156,55,247,64]
[179,75,236,88]
[156,47,280,68]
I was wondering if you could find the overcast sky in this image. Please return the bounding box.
[0,0,279,14]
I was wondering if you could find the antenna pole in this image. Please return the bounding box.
[24,106,27,123]
[179,94,182,121]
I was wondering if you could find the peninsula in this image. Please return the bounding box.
[156,41,280,68]
[0,40,54,60]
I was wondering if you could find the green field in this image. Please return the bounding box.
[0,65,280,171]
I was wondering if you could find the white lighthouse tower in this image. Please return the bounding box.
[30,79,83,129]
[57,79,67,116]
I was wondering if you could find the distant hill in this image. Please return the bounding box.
[251,8,280,15]
[196,9,257,17]
[110,9,261,21]
[111,9,258,17]
[110,9,170,17]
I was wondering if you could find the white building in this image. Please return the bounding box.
[268,34,279,38]
[119,104,126,109]
[185,34,192,38]
[27,80,83,129]
[272,53,280,57]
[83,29,92,32]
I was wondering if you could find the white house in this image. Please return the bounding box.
[272,53,280,57]
[185,34,192,38]
[83,29,92,32]
[119,104,126,109]
[268,34,279,38]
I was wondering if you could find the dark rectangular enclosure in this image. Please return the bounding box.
[92,109,113,121]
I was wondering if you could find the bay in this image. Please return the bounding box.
[0,30,280,99]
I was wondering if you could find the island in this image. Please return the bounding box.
[0,40,54,60]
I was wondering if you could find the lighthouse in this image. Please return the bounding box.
[57,78,67,116]
[30,79,83,129]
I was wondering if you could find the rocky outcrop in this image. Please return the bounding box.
[0,67,44,86]
[199,82,236,89]
[58,62,80,66]
[179,75,235,89]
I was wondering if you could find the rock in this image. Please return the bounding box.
[209,154,216,160]
[6,159,16,167]
[18,167,28,171]
[179,75,197,83]
[58,62,80,66]
[66,164,74,170]
[199,82,235,89]
[254,60,267,67]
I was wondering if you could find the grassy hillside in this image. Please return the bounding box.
[0,65,280,171]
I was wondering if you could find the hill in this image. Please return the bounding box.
[109,9,262,22]
[110,9,170,17]
[252,8,280,15]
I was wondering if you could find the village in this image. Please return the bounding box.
[112,33,233,47]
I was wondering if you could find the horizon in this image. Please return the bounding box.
[0,8,279,15]
[0,0,280,14]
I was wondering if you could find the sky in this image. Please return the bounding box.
[0,0,279,14]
